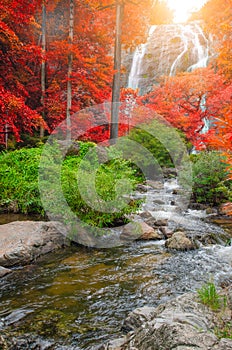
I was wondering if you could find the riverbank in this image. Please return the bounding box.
[1,178,232,273]
[100,289,232,350]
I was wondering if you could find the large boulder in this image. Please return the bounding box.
[100,293,232,350]
[165,231,195,250]
[0,221,69,267]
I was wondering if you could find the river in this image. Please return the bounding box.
[0,180,232,349]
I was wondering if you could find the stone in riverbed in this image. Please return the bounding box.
[120,221,162,242]
[0,221,69,268]
[139,212,168,229]
[165,231,195,250]
[159,226,173,238]
[219,202,232,216]
[0,266,12,277]
[138,222,162,240]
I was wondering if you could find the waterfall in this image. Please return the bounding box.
[128,44,147,90]
[169,25,190,76]
[127,22,209,94]
[128,26,156,90]
[187,23,209,71]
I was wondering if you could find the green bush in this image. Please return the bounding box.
[191,151,232,206]
[0,147,43,214]
[0,143,141,227]
[127,120,191,172]
[62,153,141,227]
[128,127,174,168]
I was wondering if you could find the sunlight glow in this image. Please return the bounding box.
[167,0,207,23]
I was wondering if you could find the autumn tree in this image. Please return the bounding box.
[0,0,44,144]
[140,68,224,148]
[202,82,232,172]
[40,0,114,132]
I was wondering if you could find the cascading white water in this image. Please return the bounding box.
[128,44,147,90]
[170,23,209,76]
[127,22,209,94]
[169,24,190,76]
[187,23,209,71]
[128,25,157,90]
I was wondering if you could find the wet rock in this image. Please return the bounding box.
[120,222,144,241]
[139,212,167,229]
[0,221,69,268]
[138,212,156,226]
[0,266,12,277]
[122,306,157,333]
[97,337,127,350]
[120,222,162,241]
[136,222,162,240]
[144,217,159,228]
[214,339,232,350]
[159,226,173,238]
[0,333,80,350]
[155,219,168,227]
[189,202,208,210]
[153,199,165,205]
[165,231,195,250]
[136,184,148,193]
[146,180,164,189]
[139,211,153,220]
[162,167,177,178]
[199,231,231,246]
[205,207,217,215]
[219,202,232,216]
[102,293,232,350]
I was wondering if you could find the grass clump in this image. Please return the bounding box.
[197,281,232,340]
[197,281,226,311]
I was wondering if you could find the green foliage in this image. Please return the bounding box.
[197,281,225,310]
[197,281,232,340]
[215,321,232,339]
[61,146,141,227]
[0,147,43,214]
[124,121,192,186]
[128,127,173,168]
[0,143,141,227]
[192,151,232,205]
[78,141,96,157]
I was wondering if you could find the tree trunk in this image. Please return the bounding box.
[40,0,46,138]
[66,0,74,141]
[110,1,124,141]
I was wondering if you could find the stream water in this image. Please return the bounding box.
[0,180,232,349]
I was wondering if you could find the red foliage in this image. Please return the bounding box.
[0,0,44,143]
[139,68,224,148]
